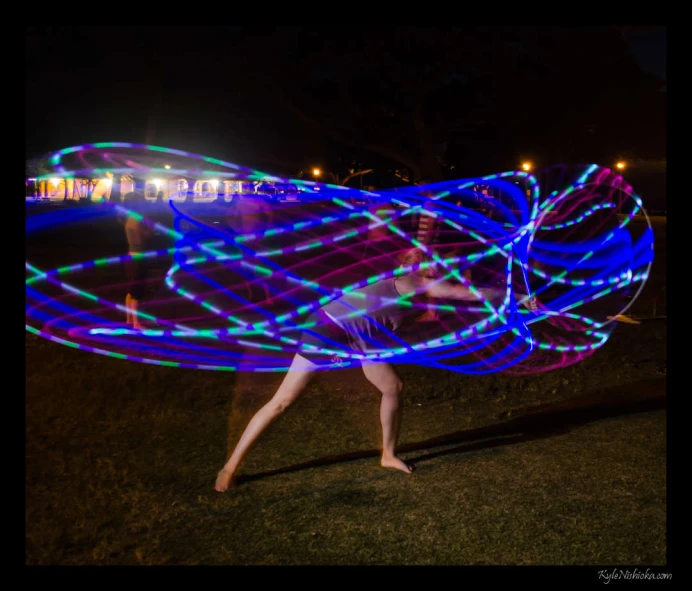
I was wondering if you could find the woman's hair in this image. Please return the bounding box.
[399,248,439,277]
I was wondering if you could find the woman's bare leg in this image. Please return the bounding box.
[125,293,132,325]
[361,362,412,474]
[130,297,143,329]
[215,353,316,491]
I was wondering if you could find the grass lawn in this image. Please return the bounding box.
[26,319,666,565]
[26,207,667,565]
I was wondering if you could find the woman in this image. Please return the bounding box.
[122,192,153,329]
[225,189,275,303]
[215,248,535,491]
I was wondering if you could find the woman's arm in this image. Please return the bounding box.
[425,280,505,302]
[426,280,538,310]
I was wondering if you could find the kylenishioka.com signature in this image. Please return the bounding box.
[598,568,672,584]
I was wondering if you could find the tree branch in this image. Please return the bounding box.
[340,169,373,186]
[251,70,422,177]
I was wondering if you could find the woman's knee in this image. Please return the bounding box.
[383,379,404,398]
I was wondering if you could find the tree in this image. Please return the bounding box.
[86,179,98,201]
[229,27,665,179]
[110,175,122,203]
[26,156,54,199]
[26,155,52,179]
[340,168,374,187]
[184,178,196,203]
[231,26,502,183]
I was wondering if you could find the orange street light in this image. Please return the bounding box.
[616,161,626,171]
[312,168,321,177]
[521,162,532,172]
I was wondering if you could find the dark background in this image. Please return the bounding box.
[26,26,666,194]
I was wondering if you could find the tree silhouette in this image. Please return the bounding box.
[231,26,665,180]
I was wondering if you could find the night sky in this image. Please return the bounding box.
[623,27,666,80]
[26,27,332,172]
[26,26,666,169]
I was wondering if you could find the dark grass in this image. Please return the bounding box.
[26,319,666,565]
[26,207,666,565]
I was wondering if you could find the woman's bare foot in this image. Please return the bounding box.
[381,455,414,474]
[215,468,237,492]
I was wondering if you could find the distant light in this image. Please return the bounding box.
[210,179,219,188]
[521,162,532,172]
[153,179,162,188]
[50,178,60,185]
[103,178,112,186]
[616,161,626,170]
[312,168,321,177]
[164,164,171,169]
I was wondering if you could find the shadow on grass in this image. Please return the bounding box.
[238,377,666,484]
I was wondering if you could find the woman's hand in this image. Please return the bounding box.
[513,287,538,311]
[522,296,538,311]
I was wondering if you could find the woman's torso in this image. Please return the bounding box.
[320,278,423,349]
